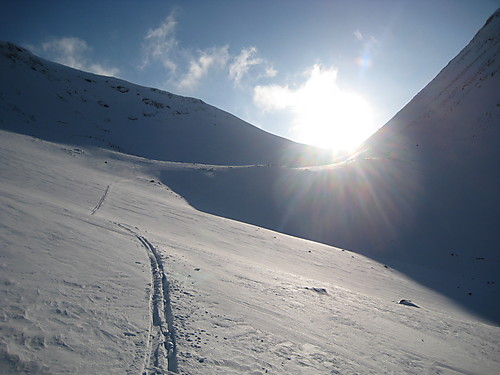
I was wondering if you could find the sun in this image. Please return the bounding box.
[294,91,375,151]
[291,66,376,152]
[254,64,379,152]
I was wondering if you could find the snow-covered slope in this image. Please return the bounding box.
[157,9,500,323]
[0,41,333,167]
[1,130,498,374]
[1,10,499,374]
[361,9,500,158]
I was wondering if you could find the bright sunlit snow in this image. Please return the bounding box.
[1,129,498,374]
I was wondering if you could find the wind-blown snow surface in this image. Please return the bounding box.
[1,130,498,374]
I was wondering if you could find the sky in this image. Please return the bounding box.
[1,0,499,151]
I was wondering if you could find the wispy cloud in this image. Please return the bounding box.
[140,12,277,93]
[142,11,228,90]
[265,66,278,78]
[39,37,119,76]
[141,12,178,72]
[177,46,229,90]
[229,47,276,85]
[354,30,364,41]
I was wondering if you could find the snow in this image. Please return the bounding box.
[0,42,334,167]
[1,9,500,375]
[158,9,500,323]
[1,130,498,374]
[0,134,151,373]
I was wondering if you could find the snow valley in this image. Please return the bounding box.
[1,9,499,375]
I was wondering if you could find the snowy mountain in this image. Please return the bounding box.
[0,41,334,167]
[159,9,500,323]
[1,9,499,375]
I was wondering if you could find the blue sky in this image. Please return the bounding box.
[1,0,499,150]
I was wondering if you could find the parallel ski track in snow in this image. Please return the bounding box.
[90,180,178,372]
[90,184,178,375]
[137,234,178,374]
[90,184,111,215]
[90,179,132,215]
[117,223,178,374]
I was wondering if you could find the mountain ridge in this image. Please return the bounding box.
[360,8,499,158]
[0,40,335,167]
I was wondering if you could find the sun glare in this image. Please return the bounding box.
[254,64,378,152]
[292,65,376,151]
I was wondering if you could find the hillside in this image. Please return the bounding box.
[0,41,333,167]
[159,9,500,323]
[1,129,498,374]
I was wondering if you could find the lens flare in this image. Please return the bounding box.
[254,64,378,152]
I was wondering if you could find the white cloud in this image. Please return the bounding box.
[141,12,277,93]
[42,37,89,67]
[253,84,295,111]
[141,12,229,91]
[87,63,120,77]
[40,37,119,77]
[229,47,261,83]
[141,12,178,71]
[254,64,376,150]
[265,66,278,78]
[177,46,229,90]
[229,47,277,85]
[354,30,364,41]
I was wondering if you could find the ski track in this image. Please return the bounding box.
[90,179,132,215]
[432,362,478,375]
[90,181,178,373]
[117,223,178,374]
[90,183,111,215]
